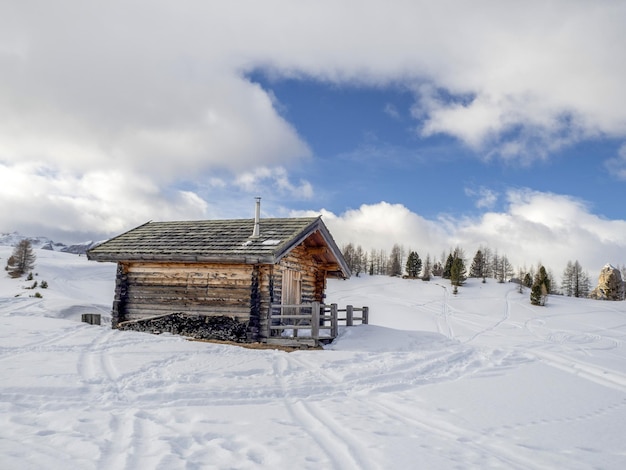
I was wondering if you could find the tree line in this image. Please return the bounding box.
[341,242,626,304]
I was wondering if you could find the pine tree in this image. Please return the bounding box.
[469,250,485,279]
[531,265,550,306]
[450,256,466,286]
[443,253,454,279]
[449,247,466,287]
[405,251,422,278]
[523,272,533,288]
[6,240,36,278]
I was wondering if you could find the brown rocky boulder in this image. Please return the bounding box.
[590,264,625,300]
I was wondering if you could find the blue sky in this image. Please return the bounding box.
[250,72,624,221]
[1,1,625,277]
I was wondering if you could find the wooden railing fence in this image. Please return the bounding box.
[268,303,368,345]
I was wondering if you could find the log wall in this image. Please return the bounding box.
[273,244,327,313]
[110,242,329,343]
[117,262,255,323]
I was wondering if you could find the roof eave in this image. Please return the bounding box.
[273,217,351,278]
[86,254,277,264]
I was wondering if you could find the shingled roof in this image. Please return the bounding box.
[87,216,350,277]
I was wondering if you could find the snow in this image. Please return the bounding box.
[1,248,626,469]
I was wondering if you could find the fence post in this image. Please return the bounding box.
[293,305,298,337]
[266,314,271,339]
[362,306,369,325]
[346,305,353,326]
[330,303,338,338]
[311,302,320,339]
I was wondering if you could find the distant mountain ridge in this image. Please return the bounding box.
[0,231,102,255]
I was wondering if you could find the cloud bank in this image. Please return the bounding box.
[308,190,626,280]
[1,0,625,254]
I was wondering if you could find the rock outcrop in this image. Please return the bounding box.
[590,264,625,301]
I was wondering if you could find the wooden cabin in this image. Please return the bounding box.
[87,213,351,344]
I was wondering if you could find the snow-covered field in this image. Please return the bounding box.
[1,248,626,469]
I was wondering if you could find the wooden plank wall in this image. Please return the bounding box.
[274,245,326,307]
[111,244,328,342]
[120,262,254,322]
[257,265,273,341]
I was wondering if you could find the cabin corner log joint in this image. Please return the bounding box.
[87,216,364,346]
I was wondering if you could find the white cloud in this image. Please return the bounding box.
[3,1,624,169]
[464,187,499,210]
[605,143,626,180]
[293,201,448,253]
[1,1,626,240]
[0,162,209,242]
[235,167,313,200]
[383,103,400,120]
[302,191,626,280]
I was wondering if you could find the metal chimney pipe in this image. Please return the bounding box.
[251,197,261,238]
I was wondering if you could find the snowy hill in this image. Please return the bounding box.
[0,231,101,254]
[1,248,626,469]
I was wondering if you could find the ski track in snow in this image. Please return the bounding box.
[530,350,626,393]
[273,355,370,470]
[433,283,454,339]
[284,350,541,469]
[2,251,626,469]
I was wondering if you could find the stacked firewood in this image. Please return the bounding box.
[118,313,248,342]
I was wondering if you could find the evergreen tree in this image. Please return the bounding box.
[443,253,454,279]
[405,251,422,278]
[523,272,533,288]
[531,265,550,306]
[450,256,466,286]
[469,250,485,279]
[449,247,466,287]
[6,240,36,278]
